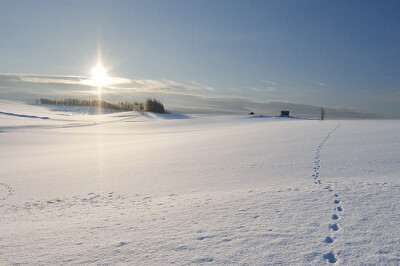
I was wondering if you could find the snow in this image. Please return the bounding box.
[0,100,399,265]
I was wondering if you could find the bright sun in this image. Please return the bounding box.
[90,62,109,87]
[80,60,130,93]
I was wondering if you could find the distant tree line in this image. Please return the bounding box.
[36,98,166,113]
[144,98,165,113]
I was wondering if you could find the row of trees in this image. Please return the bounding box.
[36,98,165,113]
[144,98,165,113]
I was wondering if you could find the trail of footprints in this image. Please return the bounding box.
[312,123,342,264]
[0,182,14,201]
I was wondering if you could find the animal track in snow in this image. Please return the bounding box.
[0,182,14,201]
[333,199,340,205]
[324,236,334,243]
[329,223,339,232]
[311,123,341,263]
[323,252,338,263]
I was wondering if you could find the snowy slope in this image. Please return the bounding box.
[0,101,399,265]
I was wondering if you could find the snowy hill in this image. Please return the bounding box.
[0,100,399,265]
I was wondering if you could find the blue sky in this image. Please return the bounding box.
[0,0,399,117]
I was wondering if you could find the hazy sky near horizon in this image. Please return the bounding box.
[0,0,399,117]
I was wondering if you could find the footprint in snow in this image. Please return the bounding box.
[311,123,341,263]
[193,257,214,263]
[197,236,211,241]
[329,223,339,231]
[324,236,334,243]
[323,252,337,263]
[116,242,128,247]
[0,182,14,200]
[334,199,340,205]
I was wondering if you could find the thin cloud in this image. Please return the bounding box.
[0,73,215,95]
[261,80,278,86]
[0,73,131,88]
[318,82,328,87]
[119,79,215,93]
[0,73,82,85]
[80,77,131,87]
[247,87,277,92]
[189,81,215,91]
[20,75,81,85]
[379,91,400,103]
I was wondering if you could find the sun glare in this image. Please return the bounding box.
[90,62,109,87]
[80,59,131,93]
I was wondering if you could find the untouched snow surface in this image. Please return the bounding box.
[0,100,399,265]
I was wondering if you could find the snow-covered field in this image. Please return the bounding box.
[0,100,399,265]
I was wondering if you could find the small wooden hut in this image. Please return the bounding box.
[280,110,290,116]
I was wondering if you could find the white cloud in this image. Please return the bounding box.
[120,79,215,93]
[379,91,400,103]
[80,76,131,87]
[19,75,81,85]
[318,82,328,87]
[247,86,277,92]
[189,81,215,91]
[261,80,278,86]
[2,73,131,88]
[0,74,214,94]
